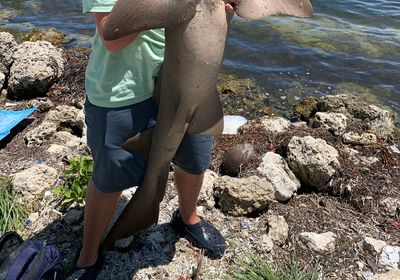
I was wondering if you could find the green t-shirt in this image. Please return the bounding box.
[82,0,165,108]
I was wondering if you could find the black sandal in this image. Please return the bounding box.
[171,210,226,259]
[68,245,104,280]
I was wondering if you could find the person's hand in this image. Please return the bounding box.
[225,1,235,14]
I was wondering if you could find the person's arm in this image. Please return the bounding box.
[94,12,140,53]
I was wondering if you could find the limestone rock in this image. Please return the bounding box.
[312,112,347,136]
[379,197,400,217]
[13,164,58,202]
[0,71,4,90]
[299,231,337,254]
[25,121,58,147]
[45,105,80,125]
[260,234,274,252]
[215,175,275,216]
[267,215,289,246]
[257,152,300,201]
[342,132,377,145]
[260,116,291,134]
[8,41,64,98]
[0,32,17,69]
[197,170,219,209]
[287,136,340,189]
[25,28,67,47]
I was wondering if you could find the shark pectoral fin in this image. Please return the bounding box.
[187,92,224,136]
[235,0,313,20]
[103,0,199,40]
[122,129,153,161]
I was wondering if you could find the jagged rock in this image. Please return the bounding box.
[260,116,291,134]
[341,146,379,166]
[362,237,387,255]
[0,71,4,90]
[215,175,275,216]
[261,234,274,252]
[316,95,395,139]
[47,144,73,158]
[198,170,218,209]
[45,105,80,125]
[25,105,84,147]
[25,121,58,147]
[370,270,400,280]
[0,32,17,69]
[378,245,400,269]
[8,41,64,98]
[267,215,289,246]
[220,143,255,176]
[287,136,340,189]
[342,132,377,145]
[13,164,58,202]
[299,231,337,254]
[257,152,300,201]
[312,112,347,136]
[379,197,400,217]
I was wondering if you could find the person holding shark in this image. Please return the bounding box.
[70,1,237,279]
[72,0,312,278]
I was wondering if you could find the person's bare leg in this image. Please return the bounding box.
[174,166,203,225]
[76,179,121,267]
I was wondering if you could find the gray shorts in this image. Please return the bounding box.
[84,98,213,193]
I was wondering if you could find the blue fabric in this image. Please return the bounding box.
[0,107,36,141]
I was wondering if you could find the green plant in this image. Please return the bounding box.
[53,156,93,204]
[228,251,320,280]
[0,177,27,234]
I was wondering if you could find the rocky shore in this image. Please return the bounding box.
[0,30,399,280]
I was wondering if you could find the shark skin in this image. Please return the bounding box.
[101,0,313,252]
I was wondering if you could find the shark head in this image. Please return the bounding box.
[230,0,313,19]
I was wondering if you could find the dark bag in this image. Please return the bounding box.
[0,231,64,280]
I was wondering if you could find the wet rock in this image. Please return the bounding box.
[25,28,67,47]
[8,41,64,99]
[362,236,386,255]
[287,136,340,189]
[267,215,289,246]
[215,175,275,216]
[13,164,58,202]
[293,96,318,121]
[298,231,337,254]
[379,197,400,217]
[342,132,377,145]
[220,143,255,177]
[312,112,347,136]
[260,116,291,134]
[257,152,300,201]
[378,245,400,269]
[0,32,17,69]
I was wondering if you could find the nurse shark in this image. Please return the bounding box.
[101,0,313,251]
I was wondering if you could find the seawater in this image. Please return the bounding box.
[1,0,399,118]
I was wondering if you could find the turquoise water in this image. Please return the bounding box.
[1,0,399,118]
